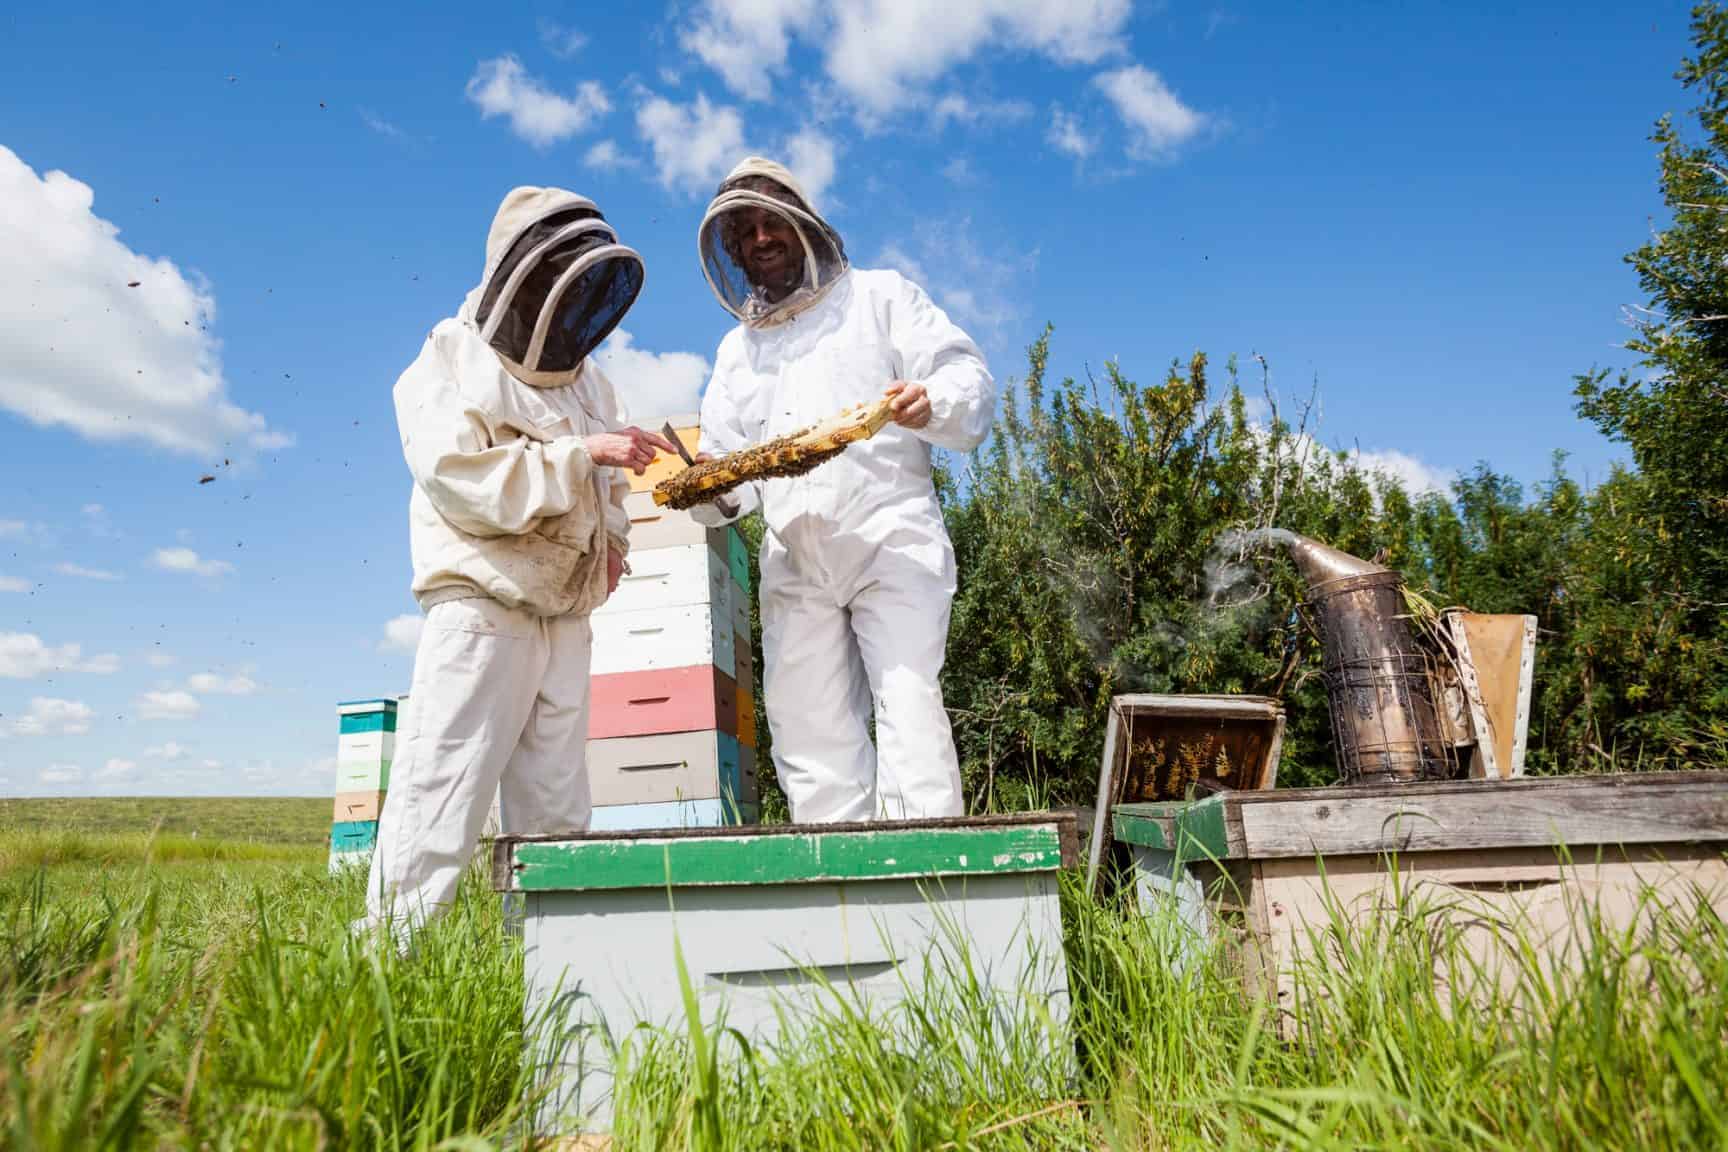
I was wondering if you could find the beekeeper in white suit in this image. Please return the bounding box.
[690,157,996,823]
[363,187,676,938]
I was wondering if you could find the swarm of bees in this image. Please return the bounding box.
[1127,735,1236,802]
[653,396,895,510]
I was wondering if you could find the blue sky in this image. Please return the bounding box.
[0,1,1695,797]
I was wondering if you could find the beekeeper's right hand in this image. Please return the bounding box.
[586,426,679,474]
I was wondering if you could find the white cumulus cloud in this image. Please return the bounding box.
[583,139,637,171]
[97,758,136,780]
[682,0,820,101]
[930,93,1032,130]
[828,0,1128,117]
[136,690,201,721]
[39,764,82,785]
[151,547,233,577]
[380,614,424,653]
[634,94,840,203]
[0,633,119,679]
[465,56,610,149]
[683,0,1128,117]
[1094,65,1205,159]
[0,146,283,458]
[144,741,189,760]
[0,575,28,593]
[784,127,839,209]
[637,93,748,195]
[1348,449,1457,497]
[596,330,712,425]
[13,697,95,737]
[1047,106,1096,159]
[539,19,589,59]
[53,562,122,582]
[186,671,259,696]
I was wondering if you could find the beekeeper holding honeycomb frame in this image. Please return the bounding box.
[687,156,997,824]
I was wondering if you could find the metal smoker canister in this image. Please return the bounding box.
[1278,534,1452,785]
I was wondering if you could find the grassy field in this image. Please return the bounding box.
[0,796,331,842]
[0,797,330,873]
[2,800,1726,1149]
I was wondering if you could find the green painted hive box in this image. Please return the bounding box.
[493,813,1079,1135]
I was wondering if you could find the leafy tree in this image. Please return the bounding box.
[746,9,1728,816]
[1571,1,1728,767]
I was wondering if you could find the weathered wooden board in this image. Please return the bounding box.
[1248,845,1728,1033]
[1115,772,1728,860]
[1119,776,1728,1039]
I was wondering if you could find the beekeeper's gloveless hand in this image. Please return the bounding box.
[885,382,932,430]
[586,426,679,474]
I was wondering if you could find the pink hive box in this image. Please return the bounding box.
[589,665,740,740]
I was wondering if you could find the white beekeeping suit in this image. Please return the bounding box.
[364,186,650,939]
[690,157,996,823]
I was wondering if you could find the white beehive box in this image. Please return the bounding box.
[494,813,1077,1134]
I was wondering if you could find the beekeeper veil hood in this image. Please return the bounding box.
[699,157,847,329]
[473,186,644,386]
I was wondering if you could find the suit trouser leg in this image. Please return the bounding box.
[365,598,544,936]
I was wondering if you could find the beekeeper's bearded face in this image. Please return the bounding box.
[699,158,848,328]
[724,200,805,304]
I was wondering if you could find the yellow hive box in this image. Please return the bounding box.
[737,685,757,748]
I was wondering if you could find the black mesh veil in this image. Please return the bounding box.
[478,206,644,375]
[698,173,846,326]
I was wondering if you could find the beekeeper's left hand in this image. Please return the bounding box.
[607,546,625,594]
[886,382,931,430]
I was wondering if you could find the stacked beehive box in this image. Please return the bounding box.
[587,414,758,831]
[329,697,397,871]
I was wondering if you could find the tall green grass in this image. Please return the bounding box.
[2,851,561,1149]
[2,831,1725,1150]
